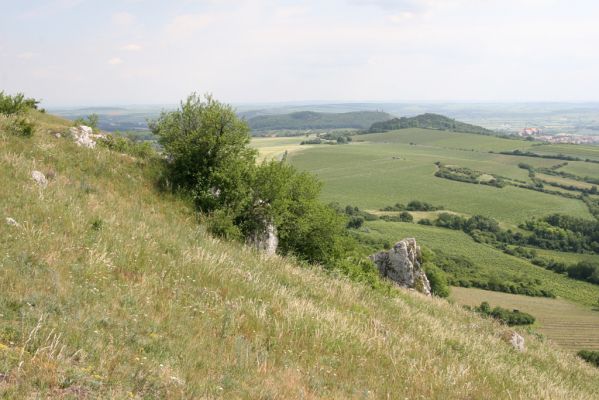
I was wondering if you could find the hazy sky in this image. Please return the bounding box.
[1,0,598,106]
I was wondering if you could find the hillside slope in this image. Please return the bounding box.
[248,110,392,131]
[1,112,599,398]
[368,113,495,135]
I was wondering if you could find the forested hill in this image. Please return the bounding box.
[247,110,392,131]
[368,113,495,135]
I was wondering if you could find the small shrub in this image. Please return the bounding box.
[399,211,413,222]
[474,302,536,326]
[3,116,35,137]
[578,350,599,368]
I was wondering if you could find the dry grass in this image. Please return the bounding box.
[1,112,599,398]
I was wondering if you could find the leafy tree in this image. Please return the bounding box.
[399,211,413,222]
[151,93,257,213]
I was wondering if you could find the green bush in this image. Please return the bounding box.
[0,91,40,115]
[578,350,599,368]
[399,211,413,222]
[474,302,536,326]
[423,262,450,297]
[1,115,35,137]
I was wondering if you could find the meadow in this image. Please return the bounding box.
[5,112,599,397]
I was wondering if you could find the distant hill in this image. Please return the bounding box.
[368,113,495,135]
[247,110,393,131]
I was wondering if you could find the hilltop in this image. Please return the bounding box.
[247,110,393,131]
[2,110,599,398]
[368,113,496,135]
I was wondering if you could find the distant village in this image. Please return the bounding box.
[516,127,599,145]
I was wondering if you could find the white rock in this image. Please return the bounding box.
[31,170,48,187]
[501,330,525,352]
[370,238,432,295]
[70,125,99,149]
[6,217,19,227]
[248,221,278,256]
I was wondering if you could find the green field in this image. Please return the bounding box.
[288,138,592,225]
[451,287,599,351]
[525,143,599,161]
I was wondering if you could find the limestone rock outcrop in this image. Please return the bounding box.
[31,170,47,187]
[69,125,104,149]
[370,238,431,295]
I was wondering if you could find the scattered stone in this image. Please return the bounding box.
[69,125,105,149]
[54,132,62,138]
[5,217,19,227]
[369,238,431,295]
[31,170,48,187]
[501,330,525,352]
[248,221,278,256]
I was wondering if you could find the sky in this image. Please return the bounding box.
[1,0,599,106]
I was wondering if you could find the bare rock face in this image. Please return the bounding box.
[501,330,525,352]
[370,238,431,295]
[248,222,278,256]
[69,125,104,149]
[31,170,48,187]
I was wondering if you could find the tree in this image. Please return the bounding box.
[151,93,257,213]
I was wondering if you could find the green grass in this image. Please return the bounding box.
[289,141,592,225]
[558,160,599,177]
[525,143,599,161]
[451,287,599,351]
[3,112,599,398]
[357,128,535,152]
[361,221,599,307]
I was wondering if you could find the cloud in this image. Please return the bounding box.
[108,57,123,65]
[17,52,37,59]
[275,6,309,19]
[112,12,136,26]
[388,12,415,23]
[121,44,142,51]
[165,14,213,39]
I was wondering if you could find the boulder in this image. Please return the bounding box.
[31,170,47,187]
[370,238,431,295]
[501,330,525,352]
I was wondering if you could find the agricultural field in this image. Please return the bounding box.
[524,143,599,161]
[558,160,599,177]
[451,287,599,351]
[250,135,311,160]
[357,128,536,152]
[536,173,595,190]
[288,137,592,225]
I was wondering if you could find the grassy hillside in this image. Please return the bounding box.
[2,112,599,398]
[367,113,495,135]
[247,111,392,131]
